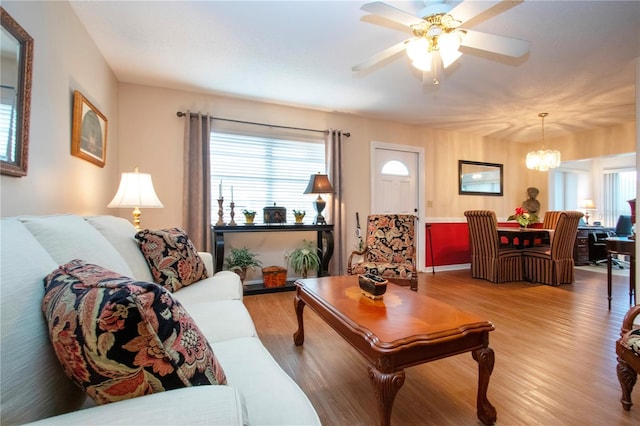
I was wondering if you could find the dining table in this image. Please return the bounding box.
[497,227,553,249]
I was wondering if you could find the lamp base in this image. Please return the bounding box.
[132,207,141,230]
[313,196,327,225]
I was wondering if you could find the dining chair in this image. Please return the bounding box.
[539,210,563,245]
[521,211,583,285]
[347,214,417,290]
[464,210,523,283]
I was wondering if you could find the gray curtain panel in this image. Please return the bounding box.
[182,112,212,252]
[327,130,346,275]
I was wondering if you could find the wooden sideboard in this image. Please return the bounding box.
[211,224,334,295]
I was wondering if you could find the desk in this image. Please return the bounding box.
[212,224,334,285]
[606,237,636,310]
[497,228,551,249]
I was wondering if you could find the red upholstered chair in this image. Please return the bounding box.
[347,214,417,290]
[521,211,583,285]
[616,304,640,411]
[464,210,523,283]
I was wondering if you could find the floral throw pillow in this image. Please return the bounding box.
[42,259,226,405]
[135,228,208,292]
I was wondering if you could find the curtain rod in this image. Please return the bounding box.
[176,111,350,137]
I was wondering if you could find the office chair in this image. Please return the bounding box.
[595,215,632,269]
[615,215,633,237]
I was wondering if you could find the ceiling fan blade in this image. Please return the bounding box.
[448,0,504,25]
[361,2,422,27]
[352,40,407,72]
[460,29,529,57]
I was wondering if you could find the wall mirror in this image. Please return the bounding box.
[1,8,33,177]
[458,160,503,196]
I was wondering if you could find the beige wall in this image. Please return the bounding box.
[118,84,636,258]
[0,1,120,217]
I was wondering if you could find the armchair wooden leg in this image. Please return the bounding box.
[617,358,637,411]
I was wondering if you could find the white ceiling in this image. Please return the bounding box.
[69,0,639,143]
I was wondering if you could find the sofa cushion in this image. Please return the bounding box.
[20,215,134,278]
[0,219,86,424]
[211,337,321,425]
[26,386,248,426]
[85,216,155,282]
[135,228,208,292]
[42,260,227,405]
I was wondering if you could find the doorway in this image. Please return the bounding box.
[371,142,425,271]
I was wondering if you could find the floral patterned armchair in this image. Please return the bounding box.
[347,214,417,290]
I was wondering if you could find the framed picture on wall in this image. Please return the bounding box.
[71,90,108,167]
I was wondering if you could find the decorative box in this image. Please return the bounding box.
[264,204,286,224]
[358,273,388,300]
[262,266,287,288]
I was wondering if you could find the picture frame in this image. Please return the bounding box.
[458,160,503,196]
[71,90,107,167]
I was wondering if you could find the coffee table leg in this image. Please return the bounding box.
[367,366,405,426]
[293,295,306,346]
[472,346,497,425]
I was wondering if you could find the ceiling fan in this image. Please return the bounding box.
[353,0,530,84]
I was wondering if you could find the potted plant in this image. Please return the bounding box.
[286,240,320,278]
[224,247,262,282]
[242,210,256,225]
[293,209,305,224]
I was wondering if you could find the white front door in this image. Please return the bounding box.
[371,142,424,271]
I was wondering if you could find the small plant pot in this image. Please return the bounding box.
[294,215,305,224]
[244,215,255,225]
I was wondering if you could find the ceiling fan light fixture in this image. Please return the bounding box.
[411,56,432,71]
[525,113,561,171]
[406,37,429,61]
[438,32,462,68]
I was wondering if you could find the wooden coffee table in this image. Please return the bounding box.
[293,275,496,425]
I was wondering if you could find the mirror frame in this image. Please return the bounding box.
[458,160,504,196]
[1,7,33,177]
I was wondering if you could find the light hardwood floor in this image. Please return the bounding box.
[243,269,640,425]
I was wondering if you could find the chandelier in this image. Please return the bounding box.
[405,13,462,81]
[526,113,561,171]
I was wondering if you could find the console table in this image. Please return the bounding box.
[212,224,334,294]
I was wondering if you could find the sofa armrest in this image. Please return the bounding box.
[27,386,247,426]
[199,251,214,277]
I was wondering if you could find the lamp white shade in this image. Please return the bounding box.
[108,171,163,208]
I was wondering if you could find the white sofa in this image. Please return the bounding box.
[0,214,320,425]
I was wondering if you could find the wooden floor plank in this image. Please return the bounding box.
[243,269,640,425]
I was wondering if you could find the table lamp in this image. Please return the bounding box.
[303,173,335,225]
[581,199,595,225]
[108,168,164,230]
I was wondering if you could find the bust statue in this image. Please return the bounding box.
[522,187,540,215]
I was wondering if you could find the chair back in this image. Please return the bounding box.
[550,211,583,259]
[464,210,500,257]
[543,211,563,230]
[615,215,633,237]
[364,214,416,266]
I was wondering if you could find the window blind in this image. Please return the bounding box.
[210,131,325,224]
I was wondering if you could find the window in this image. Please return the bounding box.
[209,131,325,224]
[603,169,636,227]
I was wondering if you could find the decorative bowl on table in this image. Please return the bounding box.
[358,273,388,300]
